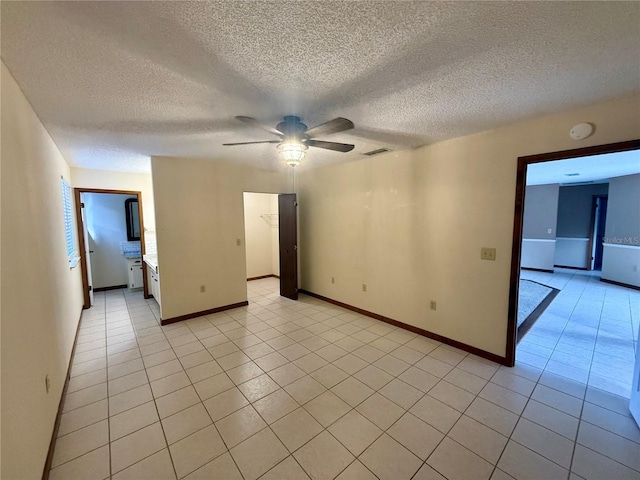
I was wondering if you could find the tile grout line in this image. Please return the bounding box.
[140,291,249,479]
[268,288,498,477]
[49,294,108,476]
[217,287,391,478]
[426,357,508,479]
[516,271,639,476]
[55,284,418,476]
[100,291,164,477]
[124,289,180,480]
[567,277,606,477]
[101,292,114,480]
[50,278,640,479]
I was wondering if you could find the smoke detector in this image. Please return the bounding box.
[569,123,594,140]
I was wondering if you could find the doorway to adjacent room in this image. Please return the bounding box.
[243,192,298,302]
[74,188,147,309]
[508,140,640,403]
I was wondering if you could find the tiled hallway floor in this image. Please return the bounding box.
[49,277,640,480]
[520,268,639,398]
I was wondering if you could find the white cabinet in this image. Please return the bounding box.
[146,264,161,306]
[126,258,143,290]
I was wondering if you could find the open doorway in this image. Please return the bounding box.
[590,195,608,270]
[243,192,298,302]
[243,192,280,282]
[508,139,640,400]
[74,188,147,309]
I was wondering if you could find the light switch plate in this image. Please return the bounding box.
[481,247,496,261]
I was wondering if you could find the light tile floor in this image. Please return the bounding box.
[520,268,639,398]
[49,277,640,480]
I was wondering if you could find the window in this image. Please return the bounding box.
[61,178,80,267]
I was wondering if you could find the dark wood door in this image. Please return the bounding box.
[279,194,298,300]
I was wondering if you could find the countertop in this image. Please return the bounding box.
[143,254,158,273]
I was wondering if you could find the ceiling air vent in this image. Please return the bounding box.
[363,148,390,156]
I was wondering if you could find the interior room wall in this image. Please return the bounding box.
[556,183,610,237]
[271,194,280,276]
[1,62,84,479]
[521,184,559,271]
[602,173,640,287]
[297,93,640,359]
[70,167,156,253]
[243,192,279,279]
[152,157,289,320]
[555,183,609,268]
[84,193,137,289]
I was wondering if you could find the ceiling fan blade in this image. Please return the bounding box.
[223,140,281,146]
[305,117,354,137]
[235,116,284,137]
[306,139,355,152]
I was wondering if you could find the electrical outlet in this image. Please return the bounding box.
[430,300,437,311]
[481,247,496,261]
[236,239,242,246]
[547,228,552,234]
[45,375,51,394]
[200,285,206,293]
[331,277,335,284]
[362,284,367,292]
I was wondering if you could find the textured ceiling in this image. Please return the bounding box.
[2,1,639,173]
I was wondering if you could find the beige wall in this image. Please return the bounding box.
[1,62,84,479]
[152,157,289,319]
[70,167,156,251]
[271,194,280,276]
[244,192,279,279]
[298,94,640,358]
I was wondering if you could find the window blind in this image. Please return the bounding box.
[61,178,78,264]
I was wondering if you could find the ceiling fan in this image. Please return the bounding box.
[223,115,355,166]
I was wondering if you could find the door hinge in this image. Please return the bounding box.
[294,201,298,207]
[80,202,85,208]
[88,286,92,291]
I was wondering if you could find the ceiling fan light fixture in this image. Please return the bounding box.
[279,141,307,166]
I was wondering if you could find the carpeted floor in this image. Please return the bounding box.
[517,279,553,327]
[517,278,560,342]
